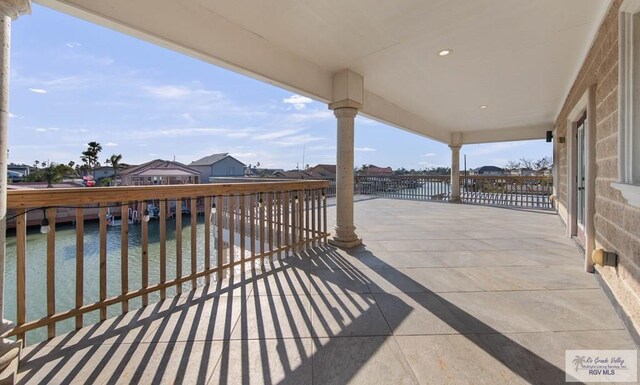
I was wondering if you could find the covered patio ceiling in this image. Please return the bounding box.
[37,0,610,144]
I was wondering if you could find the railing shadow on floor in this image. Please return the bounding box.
[304,245,578,385]
[18,244,581,385]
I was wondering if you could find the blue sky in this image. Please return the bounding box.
[9,4,551,170]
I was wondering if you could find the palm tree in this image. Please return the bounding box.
[81,141,102,170]
[106,154,123,186]
[572,355,586,371]
[41,163,73,188]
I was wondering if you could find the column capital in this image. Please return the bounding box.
[332,106,359,119]
[448,144,461,151]
[329,99,362,111]
[0,0,31,20]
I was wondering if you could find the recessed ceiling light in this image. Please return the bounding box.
[438,49,452,57]
[479,105,488,109]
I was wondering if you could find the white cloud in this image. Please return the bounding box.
[283,94,313,110]
[467,142,524,156]
[355,147,376,152]
[8,112,16,118]
[28,88,47,94]
[275,134,324,147]
[417,161,446,167]
[145,85,191,99]
[423,153,437,157]
[230,152,257,159]
[181,113,195,123]
[144,85,224,101]
[287,109,333,123]
[105,142,118,147]
[123,126,251,141]
[254,128,303,141]
[34,127,59,132]
[66,42,82,48]
[226,132,251,138]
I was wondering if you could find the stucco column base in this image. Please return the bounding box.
[329,236,362,249]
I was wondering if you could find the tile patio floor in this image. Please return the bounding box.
[17,199,638,384]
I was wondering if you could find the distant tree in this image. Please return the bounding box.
[504,160,520,171]
[394,167,409,175]
[504,160,521,175]
[25,163,74,187]
[81,141,102,170]
[424,166,451,175]
[533,156,552,175]
[519,157,534,170]
[106,154,123,185]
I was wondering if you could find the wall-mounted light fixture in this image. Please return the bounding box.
[592,248,617,267]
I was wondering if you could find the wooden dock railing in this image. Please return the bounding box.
[5,180,329,343]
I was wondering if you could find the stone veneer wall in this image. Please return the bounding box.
[556,0,640,330]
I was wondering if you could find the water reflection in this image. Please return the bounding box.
[5,215,213,345]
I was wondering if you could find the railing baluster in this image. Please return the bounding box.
[120,204,129,313]
[240,195,246,272]
[316,189,322,241]
[284,192,290,257]
[259,193,265,266]
[16,209,26,341]
[311,189,316,246]
[175,198,182,295]
[323,188,328,241]
[305,190,310,245]
[141,201,149,306]
[190,198,197,289]
[228,195,235,276]
[298,191,304,250]
[267,192,274,262]
[75,207,84,330]
[216,195,224,280]
[159,200,167,300]
[249,194,256,272]
[277,192,283,260]
[46,207,56,339]
[204,196,211,284]
[99,204,107,322]
[290,192,297,251]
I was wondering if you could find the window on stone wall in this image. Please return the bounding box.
[614,0,640,206]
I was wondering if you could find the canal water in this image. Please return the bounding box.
[5,216,215,345]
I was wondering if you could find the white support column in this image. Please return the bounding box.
[0,0,30,320]
[328,69,363,248]
[329,107,361,248]
[449,133,462,203]
[0,3,31,379]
